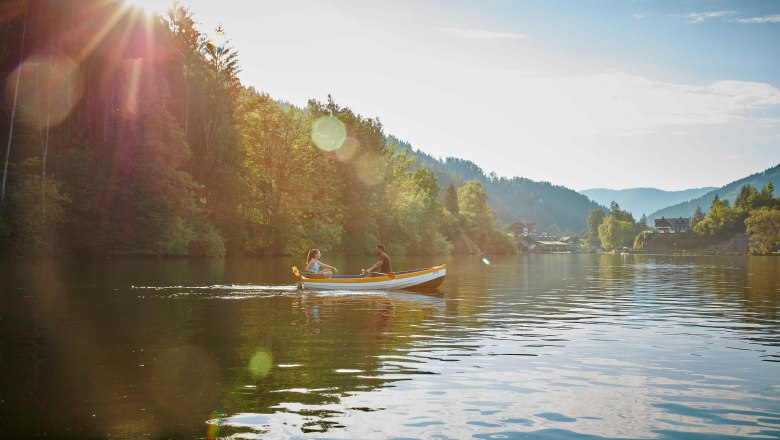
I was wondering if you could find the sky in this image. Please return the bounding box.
[132,0,780,191]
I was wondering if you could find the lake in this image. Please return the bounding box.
[1,254,779,439]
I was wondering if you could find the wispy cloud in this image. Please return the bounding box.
[686,10,736,23]
[549,72,780,135]
[438,27,527,40]
[734,14,780,24]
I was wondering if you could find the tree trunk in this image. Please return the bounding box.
[2,1,29,206]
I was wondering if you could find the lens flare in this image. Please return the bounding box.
[335,136,360,161]
[482,257,491,266]
[354,153,387,186]
[6,55,83,129]
[311,115,346,151]
[118,58,144,120]
[248,349,273,378]
[206,410,221,439]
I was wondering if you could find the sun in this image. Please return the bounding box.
[124,0,171,17]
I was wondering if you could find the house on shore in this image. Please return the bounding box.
[508,219,538,238]
[654,216,691,234]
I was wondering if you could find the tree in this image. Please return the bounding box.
[745,207,780,254]
[637,214,648,231]
[1,0,28,206]
[587,209,605,246]
[694,194,740,237]
[444,182,459,214]
[691,206,705,228]
[633,230,652,250]
[598,216,636,251]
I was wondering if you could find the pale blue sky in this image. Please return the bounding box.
[134,0,780,190]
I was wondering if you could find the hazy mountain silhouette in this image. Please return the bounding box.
[580,187,715,218]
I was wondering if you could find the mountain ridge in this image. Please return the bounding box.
[579,187,717,219]
[647,163,780,220]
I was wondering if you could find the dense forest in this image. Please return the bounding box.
[0,0,516,257]
[388,136,603,233]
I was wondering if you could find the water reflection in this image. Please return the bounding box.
[1,255,779,438]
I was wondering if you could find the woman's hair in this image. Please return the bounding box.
[307,249,319,263]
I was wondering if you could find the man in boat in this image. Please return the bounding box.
[362,244,392,277]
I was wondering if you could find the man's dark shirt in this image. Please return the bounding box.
[378,252,392,273]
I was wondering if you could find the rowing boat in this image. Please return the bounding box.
[291,264,446,291]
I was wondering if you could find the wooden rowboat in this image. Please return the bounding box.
[292,264,446,291]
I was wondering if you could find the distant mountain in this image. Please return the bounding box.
[579,187,716,218]
[647,163,780,220]
[387,136,604,233]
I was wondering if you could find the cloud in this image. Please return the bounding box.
[438,27,527,40]
[685,10,736,23]
[734,14,780,24]
[545,72,780,136]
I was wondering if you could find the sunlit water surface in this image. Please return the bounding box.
[1,255,779,439]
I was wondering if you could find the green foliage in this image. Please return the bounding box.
[444,182,459,214]
[633,230,652,250]
[609,201,635,223]
[745,207,780,254]
[598,216,636,251]
[694,194,744,237]
[587,209,605,246]
[0,167,69,257]
[691,206,705,228]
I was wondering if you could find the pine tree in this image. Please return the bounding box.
[444,182,459,214]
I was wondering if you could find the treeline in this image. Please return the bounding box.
[589,183,780,254]
[692,182,779,254]
[0,0,515,257]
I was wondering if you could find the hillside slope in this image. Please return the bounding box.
[387,136,604,233]
[647,163,780,220]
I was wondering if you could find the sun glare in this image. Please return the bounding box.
[125,0,169,17]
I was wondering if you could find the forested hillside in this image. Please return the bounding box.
[388,136,603,233]
[648,164,780,220]
[580,187,715,218]
[0,0,515,257]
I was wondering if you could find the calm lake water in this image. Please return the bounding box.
[1,254,779,439]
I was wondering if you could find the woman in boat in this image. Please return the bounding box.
[305,249,338,278]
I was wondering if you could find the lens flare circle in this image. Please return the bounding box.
[311,115,347,151]
[248,350,273,378]
[354,153,387,186]
[6,54,83,129]
[335,136,360,162]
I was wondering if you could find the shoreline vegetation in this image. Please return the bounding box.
[1,2,777,259]
[587,182,779,256]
